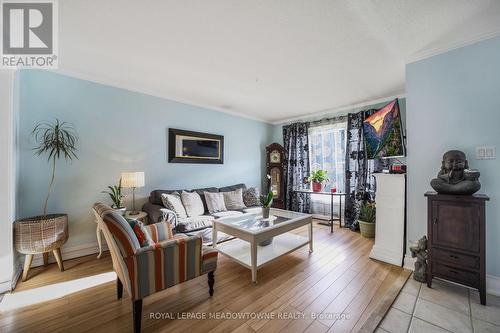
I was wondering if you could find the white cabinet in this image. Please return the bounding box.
[369,173,406,266]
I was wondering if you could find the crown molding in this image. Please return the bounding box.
[50,68,273,124]
[406,30,500,64]
[272,93,406,125]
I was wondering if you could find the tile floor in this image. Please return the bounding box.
[376,276,500,333]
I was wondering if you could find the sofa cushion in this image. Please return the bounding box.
[161,192,188,219]
[192,187,218,213]
[181,191,204,217]
[211,211,244,218]
[243,187,261,207]
[223,188,246,210]
[176,215,214,233]
[243,206,262,215]
[218,183,247,192]
[204,191,227,214]
[187,228,234,246]
[149,189,183,205]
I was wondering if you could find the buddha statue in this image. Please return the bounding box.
[430,150,481,195]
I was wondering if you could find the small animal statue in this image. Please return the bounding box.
[410,236,428,283]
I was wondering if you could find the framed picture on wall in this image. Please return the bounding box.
[168,128,224,164]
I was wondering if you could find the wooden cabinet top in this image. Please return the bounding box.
[424,191,489,201]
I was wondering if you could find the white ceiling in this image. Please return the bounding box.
[58,1,500,124]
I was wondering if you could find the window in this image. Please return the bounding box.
[308,121,347,218]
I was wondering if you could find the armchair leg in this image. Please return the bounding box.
[208,271,215,296]
[133,299,142,333]
[117,278,123,300]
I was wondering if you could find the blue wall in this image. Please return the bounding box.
[406,36,500,279]
[17,70,273,247]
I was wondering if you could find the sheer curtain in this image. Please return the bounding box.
[308,117,347,219]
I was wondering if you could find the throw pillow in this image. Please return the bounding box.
[222,188,246,210]
[161,192,188,219]
[127,219,155,248]
[204,191,227,213]
[243,187,261,207]
[181,191,205,217]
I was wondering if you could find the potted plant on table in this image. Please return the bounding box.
[260,191,274,219]
[358,201,376,238]
[307,170,329,192]
[101,178,126,215]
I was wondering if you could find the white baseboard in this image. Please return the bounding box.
[0,280,11,293]
[403,254,500,296]
[30,241,108,268]
[403,254,416,271]
[487,275,500,297]
[369,246,404,267]
[1,259,24,293]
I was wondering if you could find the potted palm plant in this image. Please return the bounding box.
[358,201,376,238]
[307,170,329,192]
[14,120,78,269]
[102,178,126,215]
[31,119,78,215]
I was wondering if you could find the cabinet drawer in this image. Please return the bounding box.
[432,263,479,288]
[433,248,479,270]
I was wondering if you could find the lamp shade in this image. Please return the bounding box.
[121,172,145,188]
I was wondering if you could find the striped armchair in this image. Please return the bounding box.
[92,203,218,333]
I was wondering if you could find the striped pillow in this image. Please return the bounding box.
[161,192,188,218]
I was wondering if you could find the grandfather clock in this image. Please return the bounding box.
[266,143,284,209]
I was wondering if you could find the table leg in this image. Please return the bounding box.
[330,194,334,233]
[339,195,343,228]
[309,221,313,253]
[96,225,103,259]
[251,241,257,284]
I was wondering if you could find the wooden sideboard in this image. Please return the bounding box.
[425,191,489,305]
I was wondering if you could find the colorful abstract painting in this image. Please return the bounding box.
[363,99,405,159]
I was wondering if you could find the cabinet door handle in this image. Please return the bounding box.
[433,218,438,224]
[449,254,459,259]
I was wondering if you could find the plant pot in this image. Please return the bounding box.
[262,207,270,218]
[258,218,273,246]
[14,214,69,254]
[114,207,126,216]
[259,238,273,246]
[358,220,375,238]
[312,181,322,192]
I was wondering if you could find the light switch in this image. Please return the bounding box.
[476,146,496,160]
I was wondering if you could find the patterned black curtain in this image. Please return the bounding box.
[344,110,382,230]
[283,122,311,213]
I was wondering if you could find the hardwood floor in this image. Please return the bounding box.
[0,221,410,333]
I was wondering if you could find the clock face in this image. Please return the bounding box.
[270,150,281,163]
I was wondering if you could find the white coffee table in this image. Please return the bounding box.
[212,208,313,283]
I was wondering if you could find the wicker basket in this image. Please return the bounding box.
[14,214,68,254]
[358,220,375,238]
